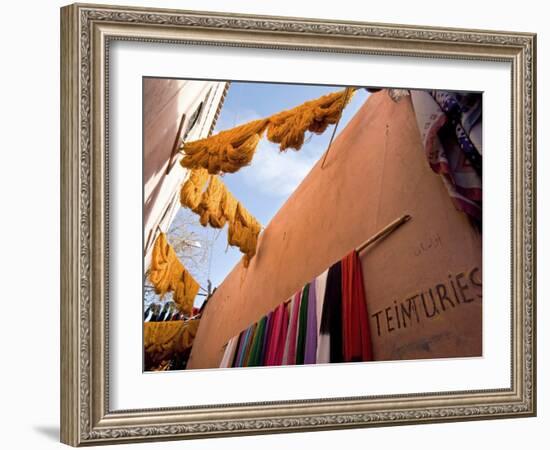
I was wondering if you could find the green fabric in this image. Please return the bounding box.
[246,316,267,367]
[295,284,310,365]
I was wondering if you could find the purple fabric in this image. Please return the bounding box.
[304,279,318,364]
[282,292,301,365]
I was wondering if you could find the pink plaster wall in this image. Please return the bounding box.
[187,90,482,369]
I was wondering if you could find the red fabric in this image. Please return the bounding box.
[267,302,289,366]
[341,250,373,362]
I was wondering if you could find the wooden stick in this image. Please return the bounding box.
[356,214,411,253]
[165,113,187,175]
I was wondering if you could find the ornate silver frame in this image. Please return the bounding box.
[60,3,536,446]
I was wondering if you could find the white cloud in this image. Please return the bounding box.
[241,139,319,197]
[214,106,323,198]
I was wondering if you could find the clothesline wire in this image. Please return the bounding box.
[206,228,222,291]
[320,87,354,169]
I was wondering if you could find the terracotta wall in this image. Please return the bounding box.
[187,90,482,369]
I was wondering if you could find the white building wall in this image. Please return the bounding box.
[143,79,228,273]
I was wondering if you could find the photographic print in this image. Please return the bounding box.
[142,79,482,372]
[61,4,535,444]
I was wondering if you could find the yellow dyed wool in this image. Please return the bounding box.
[179,88,356,174]
[180,168,209,210]
[181,118,269,174]
[179,173,262,265]
[149,233,199,315]
[267,87,356,151]
[195,176,227,228]
[171,268,199,315]
[144,319,200,365]
[228,202,262,268]
[149,232,177,296]
[193,176,241,230]
[220,187,238,223]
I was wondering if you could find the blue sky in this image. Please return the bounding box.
[169,81,369,306]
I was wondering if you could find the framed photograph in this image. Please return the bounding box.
[60,3,536,446]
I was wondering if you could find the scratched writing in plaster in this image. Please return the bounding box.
[413,233,442,256]
[370,267,482,338]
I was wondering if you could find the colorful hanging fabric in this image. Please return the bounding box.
[410,90,482,225]
[219,335,240,368]
[304,279,318,364]
[432,91,482,175]
[341,250,373,362]
[144,319,200,365]
[241,323,257,367]
[231,332,245,367]
[295,284,310,365]
[282,293,301,365]
[319,261,344,363]
[260,311,273,366]
[149,233,199,315]
[219,249,375,369]
[180,88,356,174]
[246,316,267,367]
[265,302,289,366]
[315,269,329,363]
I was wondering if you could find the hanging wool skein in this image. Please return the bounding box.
[220,186,239,223]
[199,179,242,230]
[179,172,262,266]
[180,87,356,175]
[144,319,200,365]
[180,167,209,210]
[149,233,199,315]
[181,118,269,174]
[267,87,356,151]
[228,202,262,268]
[194,175,227,228]
[183,174,239,229]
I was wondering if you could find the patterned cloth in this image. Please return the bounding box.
[411,90,482,225]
